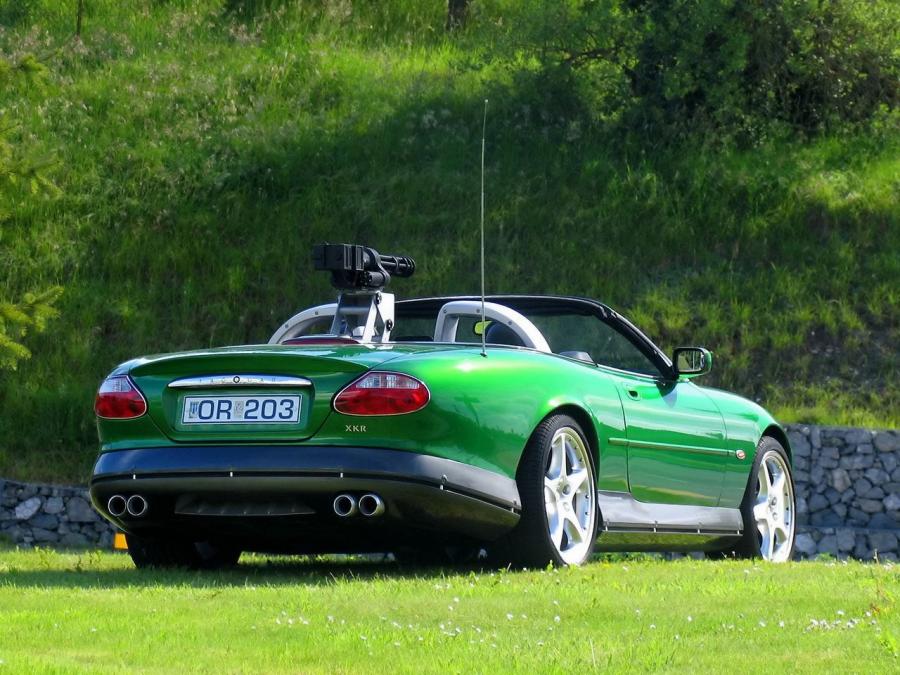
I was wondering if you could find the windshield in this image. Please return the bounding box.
[394,298,664,377]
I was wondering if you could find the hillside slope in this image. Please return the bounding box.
[1,1,898,481]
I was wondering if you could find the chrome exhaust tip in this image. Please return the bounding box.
[333,494,358,517]
[126,494,148,517]
[107,495,127,517]
[358,493,385,517]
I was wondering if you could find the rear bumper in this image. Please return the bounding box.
[89,446,521,550]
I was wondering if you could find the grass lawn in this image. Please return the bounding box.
[0,548,896,673]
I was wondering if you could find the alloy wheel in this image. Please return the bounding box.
[753,450,795,562]
[543,427,596,565]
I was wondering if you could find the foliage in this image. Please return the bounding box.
[0,548,897,672]
[495,0,900,139]
[0,52,61,371]
[0,1,896,481]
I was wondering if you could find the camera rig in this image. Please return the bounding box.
[310,243,416,343]
[313,243,415,292]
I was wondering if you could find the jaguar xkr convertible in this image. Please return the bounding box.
[90,244,796,568]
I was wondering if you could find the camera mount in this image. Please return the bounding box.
[311,243,416,342]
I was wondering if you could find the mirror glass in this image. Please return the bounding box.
[674,347,711,376]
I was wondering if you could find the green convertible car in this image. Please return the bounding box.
[90,244,796,568]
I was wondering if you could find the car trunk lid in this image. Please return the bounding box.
[127,344,408,443]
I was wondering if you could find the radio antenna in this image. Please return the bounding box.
[480,98,488,358]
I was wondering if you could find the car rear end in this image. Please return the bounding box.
[89,343,520,555]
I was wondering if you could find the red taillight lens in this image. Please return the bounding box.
[333,371,429,416]
[94,375,147,419]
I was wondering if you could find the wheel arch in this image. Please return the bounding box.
[762,424,792,463]
[524,404,601,479]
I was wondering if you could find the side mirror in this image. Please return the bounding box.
[673,347,713,378]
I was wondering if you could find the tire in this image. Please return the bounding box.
[125,533,241,570]
[723,436,796,562]
[493,414,598,568]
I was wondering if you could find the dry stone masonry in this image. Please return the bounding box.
[1,423,897,559]
[788,424,899,560]
[0,480,115,549]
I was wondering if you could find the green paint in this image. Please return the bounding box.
[97,342,783,510]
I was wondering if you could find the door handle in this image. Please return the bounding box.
[626,389,640,400]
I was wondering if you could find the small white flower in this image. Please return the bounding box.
[360,635,367,641]
[650,624,656,630]
[554,616,561,623]
[837,610,845,616]
[759,621,766,628]
[686,615,692,622]
[778,621,785,628]
[506,613,514,620]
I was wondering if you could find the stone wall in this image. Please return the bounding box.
[0,479,115,548]
[786,424,899,560]
[0,424,898,559]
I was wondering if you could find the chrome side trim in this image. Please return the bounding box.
[167,375,312,389]
[597,490,743,534]
[607,436,730,457]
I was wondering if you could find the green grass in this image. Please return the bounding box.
[0,548,897,673]
[1,1,898,481]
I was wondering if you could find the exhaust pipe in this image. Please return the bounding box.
[333,494,358,517]
[107,494,127,517]
[358,493,385,517]
[126,494,148,517]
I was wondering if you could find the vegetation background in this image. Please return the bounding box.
[0,0,897,482]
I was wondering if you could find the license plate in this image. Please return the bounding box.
[181,395,301,425]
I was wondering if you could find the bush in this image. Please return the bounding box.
[498,0,900,139]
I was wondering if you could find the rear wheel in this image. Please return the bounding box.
[494,415,598,567]
[125,533,241,570]
[718,436,796,562]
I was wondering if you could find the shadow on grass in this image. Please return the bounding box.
[0,544,673,590]
[0,551,506,590]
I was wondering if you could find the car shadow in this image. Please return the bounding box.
[0,553,502,590]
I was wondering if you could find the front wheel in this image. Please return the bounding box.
[125,533,241,570]
[494,415,598,568]
[728,437,796,562]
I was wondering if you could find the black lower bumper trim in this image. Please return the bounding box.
[89,446,521,547]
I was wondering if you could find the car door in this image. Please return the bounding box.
[580,313,728,507]
[615,373,728,507]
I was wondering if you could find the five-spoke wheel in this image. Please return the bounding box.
[496,414,598,567]
[722,436,796,562]
[543,426,596,565]
[752,449,795,561]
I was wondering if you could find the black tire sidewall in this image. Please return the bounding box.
[736,436,796,561]
[508,414,598,567]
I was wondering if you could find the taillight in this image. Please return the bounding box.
[333,371,429,416]
[94,375,147,419]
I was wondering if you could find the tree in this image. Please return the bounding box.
[0,54,62,370]
[446,0,468,31]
